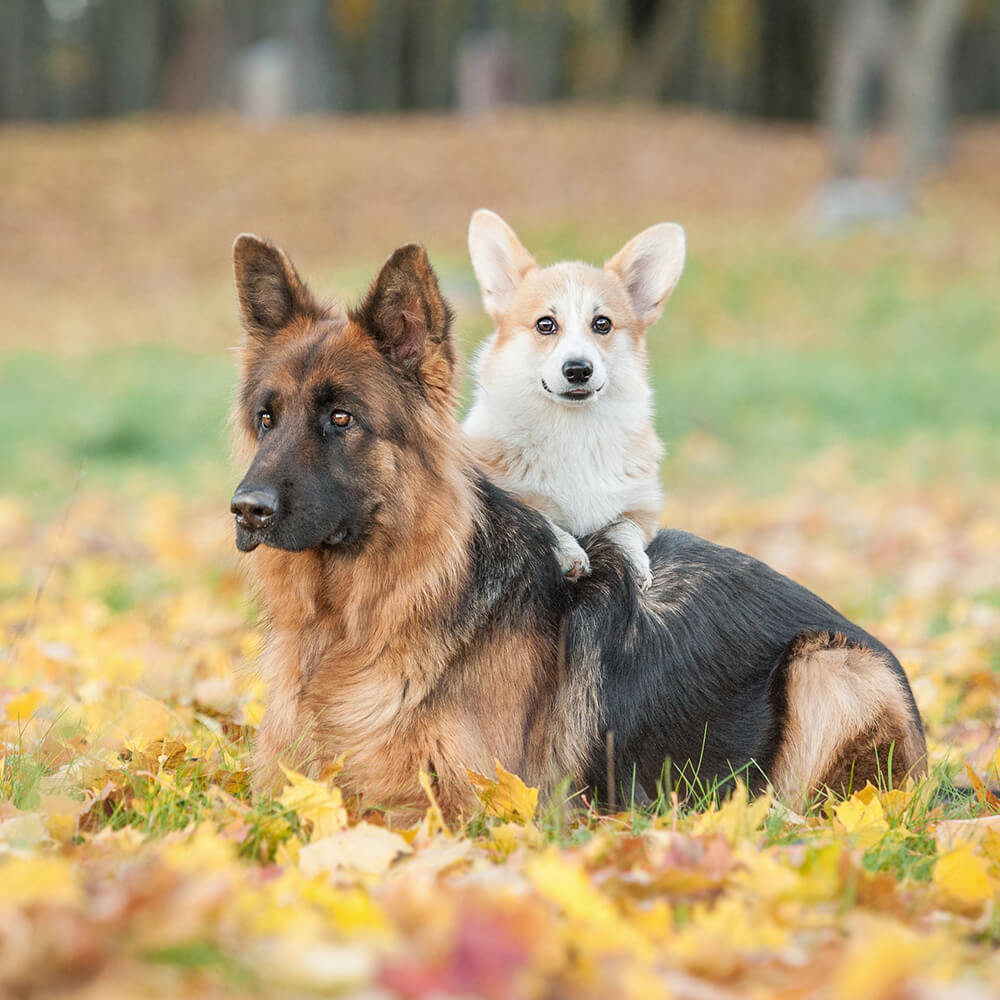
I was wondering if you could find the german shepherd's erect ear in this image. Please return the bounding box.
[232,233,324,338]
[352,243,456,406]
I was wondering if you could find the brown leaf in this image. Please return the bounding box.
[964,762,1000,813]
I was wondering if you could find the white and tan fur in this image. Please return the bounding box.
[463,210,685,589]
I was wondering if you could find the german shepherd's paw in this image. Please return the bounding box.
[553,526,591,580]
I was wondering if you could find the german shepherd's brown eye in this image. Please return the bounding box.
[535,316,557,335]
[592,315,612,335]
[330,410,353,428]
[258,411,273,431]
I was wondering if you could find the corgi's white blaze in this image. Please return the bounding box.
[534,273,610,397]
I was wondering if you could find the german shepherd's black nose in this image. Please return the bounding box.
[562,359,593,384]
[231,487,279,529]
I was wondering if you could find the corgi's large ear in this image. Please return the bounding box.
[468,209,537,322]
[352,242,456,403]
[605,223,686,329]
[233,234,323,338]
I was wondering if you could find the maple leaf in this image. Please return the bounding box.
[466,760,538,824]
[132,737,188,773]
[932,843,998,908]
[832,788,889,849]
[298,822,412,879]
[689,780,771,845]
[526,850,653,960]
[830,918,955,1000]
[278,764,349,839]
[5,689,46,723]
[0,856,82,906]
[667,895,791,977]
[965,762,1000,812]
[491,821,543,856]
[38,793,87,845]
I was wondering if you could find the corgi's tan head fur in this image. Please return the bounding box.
[467,209,685,407]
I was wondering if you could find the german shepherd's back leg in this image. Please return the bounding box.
[769,632,927,807]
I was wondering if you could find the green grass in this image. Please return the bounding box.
[2,236,997,503]
[0,345,236,500]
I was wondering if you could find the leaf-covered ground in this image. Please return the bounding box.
[2,110,999,997]
[2,469,999,999]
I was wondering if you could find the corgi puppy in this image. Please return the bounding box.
[463,210,685,590]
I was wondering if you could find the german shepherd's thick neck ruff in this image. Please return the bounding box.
[231,235,926,823]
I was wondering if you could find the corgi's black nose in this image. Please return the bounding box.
[562,359,593,384]
[231,487,279,530]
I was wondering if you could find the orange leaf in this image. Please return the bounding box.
[965,763,1000,813]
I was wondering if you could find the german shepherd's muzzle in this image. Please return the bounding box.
[231,407,370,554]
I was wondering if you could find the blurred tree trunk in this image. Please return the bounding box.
[514,0,570,102]
[96,0,164,115]
[405,0,465,108]
[0,0,29,118]
[0,0,45,119]
[622,0,700,101]
[951,1,1000,114]
[756,0,817,119]
[825,0,894,177]
[346,0,406,111]
[892,0,967,181]
[564,0,631,102]
[826,0,967,183]
[160,1,229,112]
[277,0,337,111]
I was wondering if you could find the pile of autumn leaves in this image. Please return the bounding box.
[1,482,999,999]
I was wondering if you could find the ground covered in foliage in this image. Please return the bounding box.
[2,471,999,999]
[2,110,999,997]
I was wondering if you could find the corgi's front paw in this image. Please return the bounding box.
[556,533,591,580]
[624,545,653,591]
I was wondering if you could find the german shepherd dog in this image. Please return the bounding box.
[229,234,927,823]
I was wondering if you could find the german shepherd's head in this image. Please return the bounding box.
[230,236,460,555]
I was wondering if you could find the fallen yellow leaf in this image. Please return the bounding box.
[667,895,790,976]
[466,759,538,823]
[278,764,348,839]
[492,821,544,856]
[6,689,46,722]
[527,850,652,960]
[932,843,998,907]
[0,856,82,906]
[690,780,771,845]
[415,768,451,842]
[832,917,955,1000]
[833,790,889,849]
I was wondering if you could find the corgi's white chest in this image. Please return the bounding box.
[464,393,662,537]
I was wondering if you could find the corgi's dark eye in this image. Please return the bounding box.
[258,411,273,431]
[535,316,557,335]
[330,410,353,429]
[592,315,612,335]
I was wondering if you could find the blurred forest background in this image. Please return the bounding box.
[4,0,1000,122]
